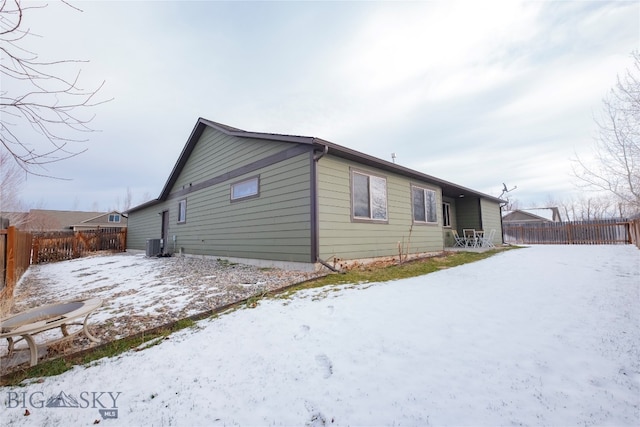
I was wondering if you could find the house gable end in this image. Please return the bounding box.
[159,118,315,202]
[165,125,313,201]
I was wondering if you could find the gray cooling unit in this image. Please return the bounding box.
[146,239,162,257]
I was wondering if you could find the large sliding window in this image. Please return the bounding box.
[412,186,438,224]
[352,170,388,221]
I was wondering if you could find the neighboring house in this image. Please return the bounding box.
[0,211,30,229]
[23,210,127,232]
[127,118,504,270]
[502,208,562,225]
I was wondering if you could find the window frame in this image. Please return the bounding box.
[177,199,187,224]
[442,202,451,228]
[108,214,121,223]
[411,185,439,225]
[350,168,389,223]
[230,176,260,202]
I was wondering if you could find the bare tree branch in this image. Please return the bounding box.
[0,0,111,176]
[572,51,640,214]
[0,150,30,226]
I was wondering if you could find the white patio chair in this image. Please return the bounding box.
[463,229,478,248]
[452,230,466,247]
[479,229,496,248]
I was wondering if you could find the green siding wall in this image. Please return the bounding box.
[317,155,444,260]
[455,197,482,232]
[128,128,312,263]
[127,204,167,250]
[480,198,504,245]
[172,128,294,190]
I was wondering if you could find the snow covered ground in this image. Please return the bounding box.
[2,245,639,426]
[1,252,319,367]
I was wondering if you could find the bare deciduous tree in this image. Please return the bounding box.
[549,194,622,221]
[0,0,109,175]
[0,150,28,226]
[111,187,133,212]
[572,51,640,214]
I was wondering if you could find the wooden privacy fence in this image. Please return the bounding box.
[32,228,127,264]
[0,226,33,314]
[629,218,640,249]
[503,219,632,245]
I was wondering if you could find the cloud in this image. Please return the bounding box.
[9,0,640,211]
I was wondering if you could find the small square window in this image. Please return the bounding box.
[178,199,187,223]
[231,177,259,201]
[108,214,120,223]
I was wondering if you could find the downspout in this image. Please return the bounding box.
[314,144,328,161]
[499,202,506,245]
[317,257,340,273]
[311,144,328,267]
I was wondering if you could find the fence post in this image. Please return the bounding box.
[32,235,39,264]
[73,231,79,259]
[625,222,631,244]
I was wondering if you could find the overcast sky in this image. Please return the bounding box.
[7,0,640,212]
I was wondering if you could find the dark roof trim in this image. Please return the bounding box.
[200,117,316,145]
[314,139,504,203]
[128,117,504,213]
[127,199,160,214]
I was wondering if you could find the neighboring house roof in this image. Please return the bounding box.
[0,211,30,228]
[25,210,127,231]
[70,211,128,229]
[129,118,505,213]
[502,208,562,223]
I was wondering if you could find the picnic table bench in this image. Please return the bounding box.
[0,298,102,367]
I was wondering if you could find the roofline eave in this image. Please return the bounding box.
[310,140,505,204]
[133,118,505,213]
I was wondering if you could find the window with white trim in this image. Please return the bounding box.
[178,199,187,223]
[352,170,387,221]
[412,186,438,223]
[108,214,120,223]
[231,176,259,201]
[442,202,451,227]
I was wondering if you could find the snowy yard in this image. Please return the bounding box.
[1,252,320,370]
[2,245,639,426]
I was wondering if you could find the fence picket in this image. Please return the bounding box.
[32,228,127,264]
[0,227,33,313]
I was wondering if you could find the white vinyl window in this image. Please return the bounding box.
[412,186,438,224]
[231,176,259,201]
[108,214,120,223]
[352,171,388,221]
[178,199,187,223]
